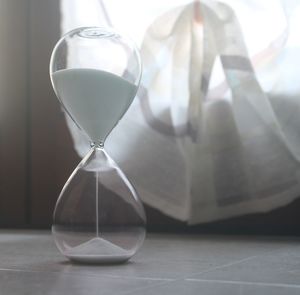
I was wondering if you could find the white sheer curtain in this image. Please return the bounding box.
[60,0,300,224]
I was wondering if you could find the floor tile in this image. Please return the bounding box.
[0,232,285,280]
[0,230,299,295]
[0,269,159,295]
[188,243,300,286]
[126,279,300,295]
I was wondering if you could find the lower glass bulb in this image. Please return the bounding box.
[52,147,146,264]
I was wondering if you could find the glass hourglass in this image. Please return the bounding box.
[49,27,146,264]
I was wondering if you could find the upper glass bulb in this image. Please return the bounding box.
[50,26,142,145]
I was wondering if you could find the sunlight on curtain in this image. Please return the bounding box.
[60,0,300,224]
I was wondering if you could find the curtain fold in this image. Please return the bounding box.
[60,0,300,224]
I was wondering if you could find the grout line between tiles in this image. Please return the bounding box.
[182,244,290,280]
[184,255,258,277]
[185,278,300,289]
[121,254,261,294]
[121,252,300,295]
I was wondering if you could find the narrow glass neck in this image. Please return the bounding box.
[90,141,104,149]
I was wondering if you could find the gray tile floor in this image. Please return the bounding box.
[0,230,299,294]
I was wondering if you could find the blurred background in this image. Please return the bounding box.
[1,0,300,235]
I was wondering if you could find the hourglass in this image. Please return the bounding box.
[49,27,146,264]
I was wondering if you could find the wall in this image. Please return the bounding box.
[0,0,79,227]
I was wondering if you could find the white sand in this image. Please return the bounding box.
[52,68,137,143]
[64,237,130,263]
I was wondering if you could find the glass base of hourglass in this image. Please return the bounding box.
[52,146,146,264]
